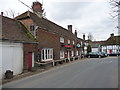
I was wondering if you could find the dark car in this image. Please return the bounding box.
[107,52,120,56]
[86,52,106,58]
[99,52,107,57]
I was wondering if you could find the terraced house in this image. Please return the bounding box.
[0,14,38,79]
[15,1,84,64]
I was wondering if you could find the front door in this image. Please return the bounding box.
[28,52,32,71]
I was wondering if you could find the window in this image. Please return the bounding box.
[30,24,34,31]
[41,48,53,61]
[71,51,74,57]
[60,37,64,43]
[81,42,82,45]
[73,40,75,45]
[76,51,78,56]
[68,40,70,44]
[60,51,64,59]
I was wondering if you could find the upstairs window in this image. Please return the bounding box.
[30,24,35,31]
[60,37,64,43]
[68,40,70,44]
[73,40,75,45]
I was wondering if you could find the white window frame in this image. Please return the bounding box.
[60,37,64,43]
[76,50,78,56]
[60,51,64,59]
[73,40,75,45]
[68,39,70,44]
[71,51,74,57]
[41,48,53,61]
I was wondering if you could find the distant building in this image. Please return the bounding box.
[101,33,120,54]
[88,33,120,55]
[91,41,105,52]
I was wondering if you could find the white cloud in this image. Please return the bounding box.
[0,0,118,41]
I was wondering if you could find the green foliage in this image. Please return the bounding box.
[87,44,92,53]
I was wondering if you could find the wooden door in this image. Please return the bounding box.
[28,52,32,71]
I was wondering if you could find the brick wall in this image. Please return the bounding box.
[37,29,60,60]
[23,43,38,70]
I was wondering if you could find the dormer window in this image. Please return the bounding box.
[60,37,64,43]
[30,24,35,31]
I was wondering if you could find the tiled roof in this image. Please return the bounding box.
[1,15,37,43]
[91,41,105,48]
[103,36,120,45]
[15,11,83,41]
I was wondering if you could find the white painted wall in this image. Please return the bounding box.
[92,48,99,52]
[102,45,120,54]
[0,42,23,79]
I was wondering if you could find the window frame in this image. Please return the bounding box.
[68,39,70,44]
[41,48,53,61]
[60,50,65,59]
[60,37,64,43]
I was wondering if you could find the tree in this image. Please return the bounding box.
[3,9,20,18]
[88,33,94,41]
[87,44,92,53]
[110,0,120,35]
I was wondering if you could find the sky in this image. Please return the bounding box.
[0,0,118,41]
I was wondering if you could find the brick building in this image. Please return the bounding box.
[15,1,84,63]
[1,14,38,77]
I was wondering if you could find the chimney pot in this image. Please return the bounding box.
[75,30,77,37]
[32,2,42,13]
[1,12,3,16]
[83,34,85,40]
[68,25,72,32]
[111,33,114,37]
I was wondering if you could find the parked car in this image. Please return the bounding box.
[99,52,107,57]
[86,52,106,58]
[107,52,120,56]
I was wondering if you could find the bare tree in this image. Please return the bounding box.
[3,9,20,18]
[110,0,120,35]
[88,33,94,41]
[109,0,120,18]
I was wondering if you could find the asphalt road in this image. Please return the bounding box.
[2,57,118,88]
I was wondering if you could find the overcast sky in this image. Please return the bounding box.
[0,0,118,41]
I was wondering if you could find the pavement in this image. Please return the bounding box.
[1,57,86,85]
[2,56,118,88]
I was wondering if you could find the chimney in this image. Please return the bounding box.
[32,1,43,17]
[1,12,3,16]
[68,25,72,32]
[110,33,114,37]
[75,30,77,37]
[83,34,85,40]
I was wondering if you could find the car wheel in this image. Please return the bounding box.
[88,56,90,58]
[99,56,101,58]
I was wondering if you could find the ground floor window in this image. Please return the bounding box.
[71,51,74,57]
[41,48,53,61]
[76,50,78,56]
[60,51,64,59]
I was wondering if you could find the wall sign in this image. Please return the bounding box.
[76,44,81,48]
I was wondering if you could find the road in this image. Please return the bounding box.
[2,57,118,88]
